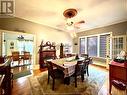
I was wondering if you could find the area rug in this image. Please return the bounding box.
[13,70,32,79]
[28,66,107,95]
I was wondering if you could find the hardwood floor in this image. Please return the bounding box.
[11,64,109,95]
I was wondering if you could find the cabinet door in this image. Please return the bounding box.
[110,65,127,81]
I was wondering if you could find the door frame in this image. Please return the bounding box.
[0,29,36,65]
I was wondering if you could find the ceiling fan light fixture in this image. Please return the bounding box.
[66,25,74,30]
[63,8,77,18]
[66,18,73,26]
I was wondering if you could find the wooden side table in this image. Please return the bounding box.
[109,61,127,94]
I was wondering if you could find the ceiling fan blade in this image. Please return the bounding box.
[74,20,85,25]
[76,20,85,24]
[74,20,85,29]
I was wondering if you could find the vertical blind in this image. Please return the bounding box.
[80,38,85,54]
[79,33,110,58]
[100,34,110,58]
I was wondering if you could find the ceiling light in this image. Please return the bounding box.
[66,25,74,30]
[66,18,73,26]
[63,8,77,18]
[63,8,85,30]
[63,8,77,30]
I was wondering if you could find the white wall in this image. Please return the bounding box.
[34,27,72,64]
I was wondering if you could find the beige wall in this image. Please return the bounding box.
[73,21,127,53]
[0,17,72,64]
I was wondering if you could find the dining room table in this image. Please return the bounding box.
[47,56,85,84]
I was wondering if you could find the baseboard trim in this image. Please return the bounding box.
[91,63,107,69]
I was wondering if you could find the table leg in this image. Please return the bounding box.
[64,77,70,85]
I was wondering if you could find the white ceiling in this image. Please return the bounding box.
[15,0,127,32]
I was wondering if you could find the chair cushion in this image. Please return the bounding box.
[112,80,126,90]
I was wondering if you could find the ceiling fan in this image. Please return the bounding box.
[63,8,85,29]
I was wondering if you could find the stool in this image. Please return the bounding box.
[111,80,127,95]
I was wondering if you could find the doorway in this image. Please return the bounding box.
[2,31,35,66]
[106,35,127,68]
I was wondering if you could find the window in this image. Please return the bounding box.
[100,34,110,57]
[79,33,110,58]
[80,38,85,54]
[17,40,33,54]
[87,36,97,56]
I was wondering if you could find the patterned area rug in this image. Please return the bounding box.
[28,66,107,95]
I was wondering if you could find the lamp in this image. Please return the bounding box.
[17,35,24,41]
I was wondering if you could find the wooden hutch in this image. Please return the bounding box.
[39,41,56,68]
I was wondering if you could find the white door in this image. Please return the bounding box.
[106,35,127,67]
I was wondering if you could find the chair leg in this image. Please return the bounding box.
[48,74,50,84]
[23,60,25,64]
[11,73,13,88]
[52,79,55,90]
[75,75,77,87]
[81,74,84,82]
[18,60,20,66]
[87,66,89,76]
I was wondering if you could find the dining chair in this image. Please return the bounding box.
[83,57,93,76]
[12,51,20,65]
[66,53,76,58]
[74,60,85,87]
[0,58,13,89]
[0,56,5,63]
[23,51,31,64]
[80,53,89,59]
[46,61,64,90]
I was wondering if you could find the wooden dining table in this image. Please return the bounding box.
[47,57,85,84]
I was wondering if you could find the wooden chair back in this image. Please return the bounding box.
[12,51,20,61]
[80,54,89,59]
[66,53,76,58]
[75,60,84,75]
[83,57,92,76]
[74,60,85,87]
[23,52,31,60]
[46,61,55,78]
